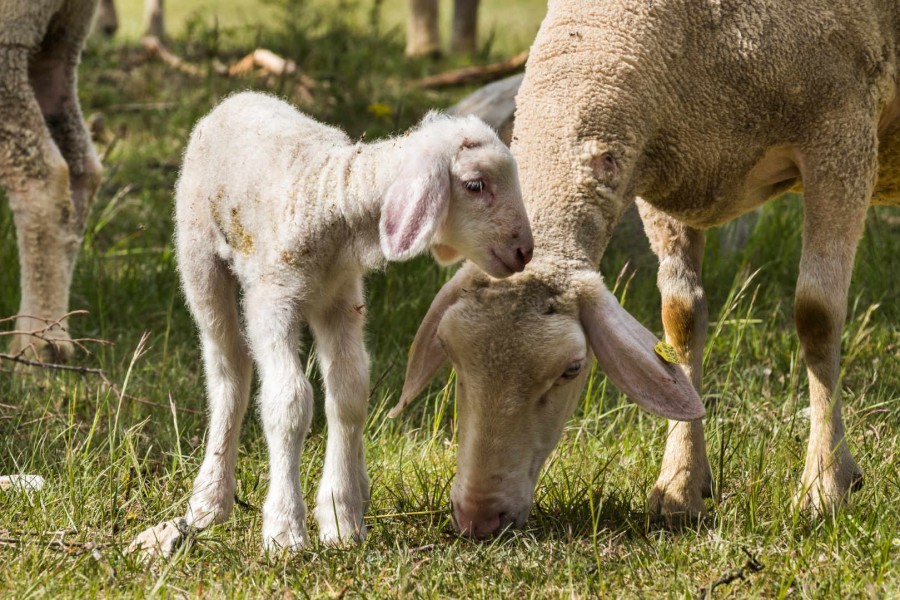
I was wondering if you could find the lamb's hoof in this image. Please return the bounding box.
[262,519,308,554]
[127,518,192,561]
[316,515,366,546]
[648,472,711,526]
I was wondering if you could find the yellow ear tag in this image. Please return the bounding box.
[654,341,680,364]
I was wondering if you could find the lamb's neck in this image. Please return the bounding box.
[321,138,403,268]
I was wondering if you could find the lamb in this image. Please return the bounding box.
[129,91,532,556]
[1,0,103,363]
[392,0,900,537]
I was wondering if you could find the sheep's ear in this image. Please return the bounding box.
[380,150,450,261]
[389,268,471,418]
[579,281,705,421]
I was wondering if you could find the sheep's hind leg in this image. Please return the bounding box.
[309,278,370,544]
[0,46,89,363]
[245,286,313,552]
[638,200,713,523]
[793,135,872,514]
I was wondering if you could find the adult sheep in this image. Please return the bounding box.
[1,0,102,363]
[393,0,900,537]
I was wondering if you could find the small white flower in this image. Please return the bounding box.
[892,537,900,547]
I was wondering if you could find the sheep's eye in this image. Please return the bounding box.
[465,179,484,193]
[561,361,583,380]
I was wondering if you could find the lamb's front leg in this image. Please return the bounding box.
[638,201,713,522]
[245,290,314,551]
[308,278,370,544]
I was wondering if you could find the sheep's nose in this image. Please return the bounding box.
[518,245,533,266]
[451,501,509,539]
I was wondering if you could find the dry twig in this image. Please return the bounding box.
[698,548,765,598]
[412,51,529,89]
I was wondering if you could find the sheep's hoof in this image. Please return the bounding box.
[127,518,192,561]
[648,471,711,526]
[8,333,75,371]
[794,450,863,515]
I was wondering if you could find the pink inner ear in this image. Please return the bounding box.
[380,152,450,260]
[581,285,705,421]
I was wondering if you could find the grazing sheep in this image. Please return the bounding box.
[129,91,532,556]
[393,0,900,537]
[1,0,102,363]
[406,0,480,57]
[94,0,164,39]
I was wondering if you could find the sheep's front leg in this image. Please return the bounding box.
[638,200,713,522]
[309,278,370,544]
[794,142,871,513]
[245,288,313,551]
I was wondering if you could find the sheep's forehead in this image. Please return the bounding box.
[439,271,583,356]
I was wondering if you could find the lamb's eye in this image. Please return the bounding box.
[561,361,583,381]
[465,179,484,193]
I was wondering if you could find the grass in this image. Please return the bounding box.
[1,0,899,596]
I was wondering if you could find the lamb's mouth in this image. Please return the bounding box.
[489,249,517,275]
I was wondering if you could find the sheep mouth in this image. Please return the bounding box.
[489,249,521,275]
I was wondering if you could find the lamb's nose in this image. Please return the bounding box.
[514,245,533,270]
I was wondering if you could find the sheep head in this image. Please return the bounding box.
[392,260,703,538]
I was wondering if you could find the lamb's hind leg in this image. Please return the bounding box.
[309,278,370,544]
[793,133,872,513]
[637,200,713,522]
[244,285,313,552]
[128,253,252,559]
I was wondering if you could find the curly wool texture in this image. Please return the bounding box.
[512,0,900,266]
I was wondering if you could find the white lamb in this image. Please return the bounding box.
[130,91,532,556]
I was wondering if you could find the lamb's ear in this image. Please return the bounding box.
[579,282,705,421]
[389,268,471,418]
[380,149,451,261]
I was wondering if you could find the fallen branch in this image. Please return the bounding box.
[0,313,202,415]
[699,548,765,598]
[227,48,297,77]
[141,35,202,77]
[412,50,529,89]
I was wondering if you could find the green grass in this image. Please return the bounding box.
[2,1,899,596]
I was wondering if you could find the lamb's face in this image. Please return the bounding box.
[436,275,589,537]
[432,129,534,278]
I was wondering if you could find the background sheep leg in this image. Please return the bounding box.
[309,278,371,544]
[144,0,165,39]
[637,200,713,521]
[406,0,441,57]
[451,0,479,54]
[0,43,99,363]
[245,286,313,551]
[182,259,253,531]
[793,138,872,512]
